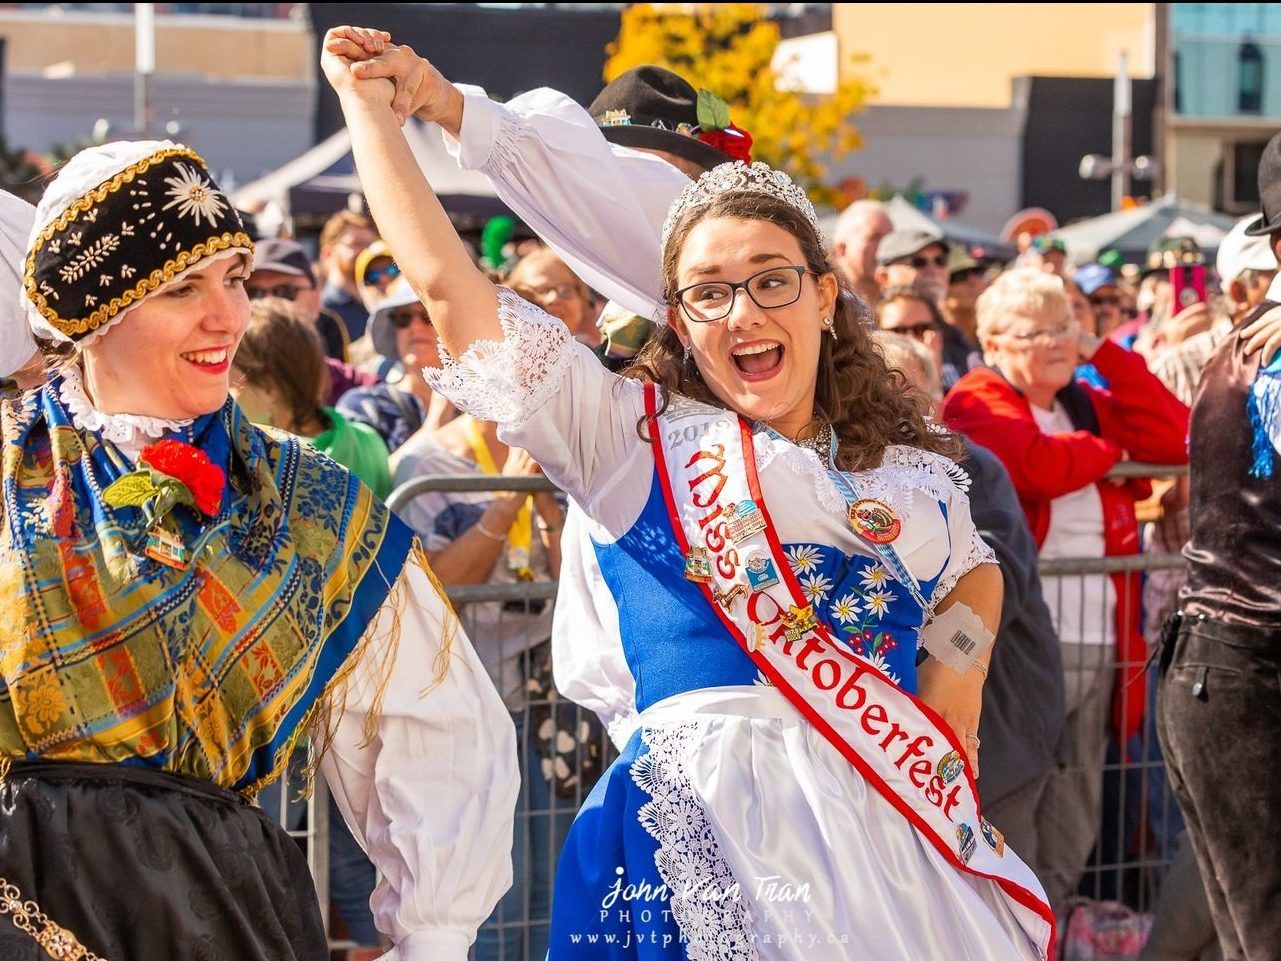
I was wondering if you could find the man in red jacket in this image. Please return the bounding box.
[944,267,1189,905]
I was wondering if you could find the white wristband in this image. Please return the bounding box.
[920,602,994,676]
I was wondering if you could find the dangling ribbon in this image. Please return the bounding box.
[1248,353,1281,479]
[467,418,534,581]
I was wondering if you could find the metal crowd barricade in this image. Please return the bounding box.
[288,463,1194,958]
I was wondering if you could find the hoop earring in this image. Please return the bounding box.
[822,316,838,342]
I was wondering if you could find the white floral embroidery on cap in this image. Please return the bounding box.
[161,162,228,227]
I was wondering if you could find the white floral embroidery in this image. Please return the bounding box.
[119,264,136,279]
[58,364,193,445]
[38,281,59,302]
[860,566,890,590]
[162,162,228,226]
[929,528,996,611]
[120,222,135,237]
[800,572,833,604]
[785,544,823,575]
[865,650,902,685]
[632,723,759,961]
[99,274,113,287]
[82,207,98,224]
[47,239,60,255]
[831,593,862,624]
[57,233,119,284]
[865,588,896,618]
[83,294,97,306]
[425,287,575,426]
[605,708,641,750]
[67,230,82,247]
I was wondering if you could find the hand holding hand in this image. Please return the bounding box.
[348,45,463,132]
[320,26,391,99]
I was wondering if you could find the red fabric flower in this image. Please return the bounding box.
[139,440,225,516]
[699,124,754,165]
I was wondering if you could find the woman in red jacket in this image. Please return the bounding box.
[943,267,1189,905]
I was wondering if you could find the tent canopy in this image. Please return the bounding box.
[1051,195,1239,265]
[231,119,505,222]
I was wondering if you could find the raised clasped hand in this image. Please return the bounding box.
[321,26,396,109]
[322,26,457,129]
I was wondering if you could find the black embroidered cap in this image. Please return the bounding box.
[24,145,253,343]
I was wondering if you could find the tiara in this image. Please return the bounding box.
[660,160,821,252]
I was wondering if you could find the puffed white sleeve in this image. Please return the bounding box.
[444,84,689,323]
[423,287,649,519]
[320,551,519,961]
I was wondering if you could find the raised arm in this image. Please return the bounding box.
[321,27,499,359]
[340,40,690,322]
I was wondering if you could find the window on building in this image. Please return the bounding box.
[1230,139,1268,211]
[1238,40,1264,114]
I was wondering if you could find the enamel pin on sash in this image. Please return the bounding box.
[849,498,901,544]
[745,551,780,592]
[724,500,767,542]
[684,545,714,584]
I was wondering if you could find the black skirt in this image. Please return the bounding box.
[0,761,328,961]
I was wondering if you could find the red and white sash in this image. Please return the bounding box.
[645,385,1054,958]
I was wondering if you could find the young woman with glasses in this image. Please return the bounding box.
[323,25,1054,961]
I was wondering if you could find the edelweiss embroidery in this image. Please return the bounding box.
[162,162,228,226]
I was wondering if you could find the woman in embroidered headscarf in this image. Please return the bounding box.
[0,140,518,961]
[324,27,1051,961]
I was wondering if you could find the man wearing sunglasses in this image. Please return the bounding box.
[874,228,950,303]
[876,230,982,390]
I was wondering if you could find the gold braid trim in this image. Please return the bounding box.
[23,146,252,339]
[0,877,107,960]
[238,541,459,802]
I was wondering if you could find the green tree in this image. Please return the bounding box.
[605,3,872,205]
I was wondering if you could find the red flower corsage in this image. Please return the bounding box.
[699,124,754,165]
[103,439,227,569]
[137,440,225,516]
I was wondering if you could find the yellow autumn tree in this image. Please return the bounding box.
[605,3,872,206]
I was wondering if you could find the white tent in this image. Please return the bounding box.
[232,119,503,220]
[1051,195,1238,264]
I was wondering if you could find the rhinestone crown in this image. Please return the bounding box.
[660,161,822,253]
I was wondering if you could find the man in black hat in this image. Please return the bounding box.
[1157,128,1281,961]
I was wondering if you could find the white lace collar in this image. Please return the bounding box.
[59,363,194,446]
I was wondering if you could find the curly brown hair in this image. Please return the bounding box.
[623,191,959,471]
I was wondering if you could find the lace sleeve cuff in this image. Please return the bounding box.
[424,287,575,427]
[930,525,997,612]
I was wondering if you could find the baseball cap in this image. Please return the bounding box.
[1075,263,1118,296]
[1216,215,1278,287]
[251,238,315,286]
[876,229,946,267]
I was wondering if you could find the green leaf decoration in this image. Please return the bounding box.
[153,474,196,510]
[103,472,159,509]
[696,88,731,132]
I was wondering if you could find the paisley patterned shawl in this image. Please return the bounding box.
[0,376,413,792]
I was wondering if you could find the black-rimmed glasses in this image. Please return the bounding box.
[671,265,817,324]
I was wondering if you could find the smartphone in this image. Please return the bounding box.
[1171,264,1207,309]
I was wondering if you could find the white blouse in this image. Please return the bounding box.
[445,83,688,324]
[62,378,519,961]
